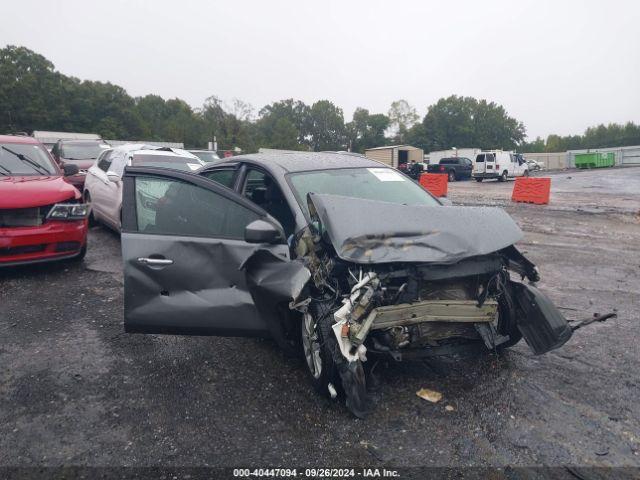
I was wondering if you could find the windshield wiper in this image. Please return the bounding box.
[0,164,11,175]
[65,157,95,160]
[1,146,50,175]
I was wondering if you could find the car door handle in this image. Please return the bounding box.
[137,257,174,266]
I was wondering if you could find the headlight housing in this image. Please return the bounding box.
[47,203,90,221]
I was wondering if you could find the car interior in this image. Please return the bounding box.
[242,169,296,238]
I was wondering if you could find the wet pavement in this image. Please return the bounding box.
[1,167,639,469]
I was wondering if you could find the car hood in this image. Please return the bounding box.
[307,193,524,264]
[0,175,80,209]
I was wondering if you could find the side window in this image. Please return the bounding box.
[134,176,260,238]
[97,150,113,171]
[510,154,517,163]
[201,168,236,189]
[242,168,296,237]
[486,154,495,162]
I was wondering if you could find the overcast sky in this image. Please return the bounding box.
[3,0,639,139]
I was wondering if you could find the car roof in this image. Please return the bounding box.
[0,135,42,145]
[227,151,387,173]
[58,139,108,145]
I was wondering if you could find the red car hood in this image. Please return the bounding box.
[0,176,80,209]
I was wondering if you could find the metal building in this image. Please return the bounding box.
[364,145,424,168]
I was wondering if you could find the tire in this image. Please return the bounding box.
[84,192,97,226]
[523,170,530,177]
[448,170,456,182]
[475,177,483,182]
[69,243,87,263]
[300,303,371,418]
[300,304,339,396]
[498,171,508,182]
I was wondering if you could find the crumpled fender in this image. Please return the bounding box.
[240,248,311,349]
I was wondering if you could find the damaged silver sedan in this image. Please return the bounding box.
[121,152,574,417]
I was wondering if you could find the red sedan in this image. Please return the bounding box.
[0,135,89,267]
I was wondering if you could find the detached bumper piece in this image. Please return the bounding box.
[512,283,573,355]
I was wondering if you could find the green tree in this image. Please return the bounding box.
[419,95,525,151]
[387,99,419,143]
[345,107,390,152]
[257,99,310,149]
[308,100,345,151]
[0,45,63,132]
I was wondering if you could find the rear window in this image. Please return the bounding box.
[440,158,457,164]
[475,154,485,162]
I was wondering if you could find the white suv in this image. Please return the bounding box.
[473,151,529,182]
[83,144,203,231]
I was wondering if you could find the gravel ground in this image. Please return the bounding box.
[1,167,639,470]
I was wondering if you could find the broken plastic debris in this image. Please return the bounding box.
[416,388,442,403]
[328,383,337,399]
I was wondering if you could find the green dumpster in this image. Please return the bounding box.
[574,152,615,169]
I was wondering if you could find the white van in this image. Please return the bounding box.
[473,151,529,182]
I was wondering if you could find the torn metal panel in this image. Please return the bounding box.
[240,247,312,351]
[511,282,573,354]
[240,248,311,305]
[307,193,524,264]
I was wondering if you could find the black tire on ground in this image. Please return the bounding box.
[498,171,508,182]
[69,243,87,263]
[523,170,530,177]
[495,287,523,352]
[475,177,483,182]
[84,192,97,226]
[448,170,456,182]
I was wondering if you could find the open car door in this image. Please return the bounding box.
[121,166,289,337]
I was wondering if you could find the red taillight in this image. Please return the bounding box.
[439,166,445,172]
[496,165,500,170]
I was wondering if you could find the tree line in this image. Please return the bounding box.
[1,45,639,153]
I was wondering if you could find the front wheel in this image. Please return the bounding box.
[498,171,508,182]
[301,309,338,396]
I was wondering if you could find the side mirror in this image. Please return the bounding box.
[63,163,79,176]
[107,172,120,183]
[245,219,282,244]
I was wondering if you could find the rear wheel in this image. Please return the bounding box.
[523,170,530,177]
[475,177,483,182]
[448,170,456,182]
[498,171,508,182]
[84,192,97,226]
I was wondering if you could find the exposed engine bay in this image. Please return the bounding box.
[243,193,577,417]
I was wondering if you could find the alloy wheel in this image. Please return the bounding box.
[302,312,322,379]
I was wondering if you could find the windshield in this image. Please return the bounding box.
[288,167,440,217]
[61,142,110,161]
[131,154,203,172]
[190,151,220,163]
[0,143,57,176]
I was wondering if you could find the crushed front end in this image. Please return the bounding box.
[287,194,574,417]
